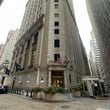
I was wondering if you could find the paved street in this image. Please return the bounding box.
[0,94,110,110]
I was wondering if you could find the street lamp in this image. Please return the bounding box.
[98,73,103,96]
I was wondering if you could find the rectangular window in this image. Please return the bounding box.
[19,57,22,66]
[54,29,59,34]
[24,54,28,68]
[54,21,59,26]
[54,39,60,47]
[12,52,15,60]
[69,74,71,83]
[21,45,24,54]
[77,75,79,83]
[54,13,59,18]
[16,49,19,57]
[54,54,60,61]
[31,49,36,66]
[55,4,59,9]
[26,40,30,49]
[33,33,38,44]
[54,0,59,2]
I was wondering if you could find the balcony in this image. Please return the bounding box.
[48,60,66,67]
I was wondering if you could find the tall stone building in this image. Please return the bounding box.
[0,44,4,59]
[0,29,19,68]
[80,38,90,76]
[89,51,96,76]
[0,29,19,86]
[86,0,110,82]
[10,0,90,91]
[90,31,105,79]
[0,0,3,6]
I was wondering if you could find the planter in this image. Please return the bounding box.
[32,92,38,99]
[37,92,44,99]
[74,91,81,97]
[32,92,44,99]
[44,93,52,100]
[51,93,67,101]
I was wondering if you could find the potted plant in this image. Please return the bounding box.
[32,87,44,99]
[44,86,66,101]
[73,83,82,97]
[51,86,66,101]
[44,86,53,100]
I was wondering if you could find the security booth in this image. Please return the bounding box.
[82,76,106,96]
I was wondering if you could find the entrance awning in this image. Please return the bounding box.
[82,76,99,81]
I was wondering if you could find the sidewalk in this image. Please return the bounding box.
[95,96,109,100]
[0,94,110,110]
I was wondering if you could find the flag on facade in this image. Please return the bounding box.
[15,62,24,72]
[63,56,70,64]
[57,58,63,64]
[5,68,10,75]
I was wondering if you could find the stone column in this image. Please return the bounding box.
[12,51,18,73]
[0,75,2,85]
[64,70,68,89]
[86,80,93,96]
[36,68,40,86]
[35,33,39,66]
[17,46,22,63]
[3,75,8,86]
[22,43,27,67]
[36,28,44,86]
[36,28,44,66]
[48,70,51,86]
[28,36,34,67]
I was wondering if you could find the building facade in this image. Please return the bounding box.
[0,44,4,59]
[0,0,3,6]
[90,31,105,79]
[0,29,19,85]
[10,0,90,91]
[89,51,97,76]
[86,0,110,82]
[80,38,90,76]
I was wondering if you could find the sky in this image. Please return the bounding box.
[0,0,28,43]
[0,0,92,53]
[73,0,92,53]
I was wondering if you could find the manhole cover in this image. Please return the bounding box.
[61,105,70,109]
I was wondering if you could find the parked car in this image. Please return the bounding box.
[0,85,8,94]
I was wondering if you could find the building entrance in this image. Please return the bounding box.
[51,71,64,88]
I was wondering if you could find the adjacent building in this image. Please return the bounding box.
[10,0,90,92]
[0,29,19,85]
[86,0,110,82]
[0,44,4,59]
[89,51,97,76]
[80,38,90,76]
[0,0,3,6]
[90,31,105,79]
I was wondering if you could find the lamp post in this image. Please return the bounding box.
[64,56,74,99]
[99,80,103,96]
[98,72,103,96]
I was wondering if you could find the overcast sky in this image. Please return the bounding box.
[73,0,92,53]
[0,0,92,53]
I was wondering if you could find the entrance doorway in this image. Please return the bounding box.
[51,71,64,88]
